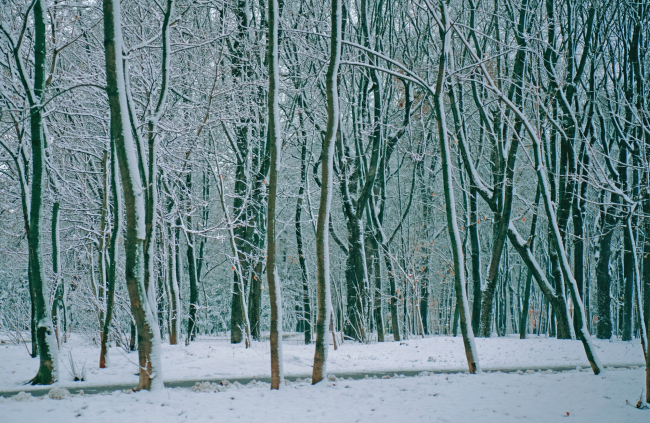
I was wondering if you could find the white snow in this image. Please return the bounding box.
[0,367,647,422]
[0,334,645,391]
[1,334,647,421]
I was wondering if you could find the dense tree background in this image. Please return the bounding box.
[1,0,648,395]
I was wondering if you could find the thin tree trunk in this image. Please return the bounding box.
[51,200,64,346]
[370,236,384,342]
[469,188,482,335]
[167,219,181,344]
[596,192,619,340]
[185,171,199,344]
[385,250,401,341]
[98,152,109,331]
[100,142,123,367]
[266,0,284,389]
[212,148,251,348]
[186,225,199,343]
[434,2,480,374]
[312,0,341,384]
[621,149,633,342]
[520,187,540,339]
[625,210,647,358]
[295,131,312,345]
[645,179,650,403]
[571,141,589,339]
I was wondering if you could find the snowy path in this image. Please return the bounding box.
[1,368,647,422]
[0,334,645,393]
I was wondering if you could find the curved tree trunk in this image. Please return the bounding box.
[312,0,341,384]
[435,2,480,373]
[103,0,163,390]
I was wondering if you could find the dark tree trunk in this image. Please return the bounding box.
[344,219,367,341]
[295,131,312,345]
[29,0,58,385]
[571,140,589,339]
[520,188,541,339]
[100,142,122,368]
[596,194,620,339]
[469,188,482,335]
[384,251,400,341]
[51,201,64,345]
[186,171,199,343]
[621,150,634,342]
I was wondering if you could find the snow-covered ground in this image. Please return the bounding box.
[0,333,645,392]
[1,367,647,422]
[1,334,647,421]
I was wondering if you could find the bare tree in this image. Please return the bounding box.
[102,0,163,390]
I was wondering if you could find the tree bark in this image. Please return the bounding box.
[185,171,199,344]
[29,0,58,385]
[312,0,341,384]
[266,0,284,389]
[519,188,540,339]
[51,200,65,346]
[167,219,181,345]
[469,188,482,335]
[434,2,480,373]
[295,125,312,345]
[103,0,163,390]
[100,142,123,367]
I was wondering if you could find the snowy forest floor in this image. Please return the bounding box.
[0,334,647,422]
[0,366,648,422]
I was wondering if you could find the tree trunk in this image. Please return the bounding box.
[167,220,181,344]
[312,0,341,384]
[644,178,650,403]
[100,142,122,368]
[266,0,284,389]
[469,188,482,335]
[29,0,58,385]
[596,191,619,340]
[103,0,163,390]
[213,155,251,348]
[366,232,384,342]
[98,152,109,331]
[295,128,312,345]
[520,188,540,339]
[434,2,480,373]
[51,200,65,346]
[343,218,368,341]
[620,147,633,342]
[571,142,589,339]
[384,250,401,341]
[185,171,199,344]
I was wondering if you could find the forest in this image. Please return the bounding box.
[0,0,649,420]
